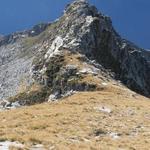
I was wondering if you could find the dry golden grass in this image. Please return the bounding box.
[0,84,150,149]
[63,50,111,88]
[1,50,149,149]
[63,50,84,70]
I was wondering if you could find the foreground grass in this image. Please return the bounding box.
[0,85,150,149]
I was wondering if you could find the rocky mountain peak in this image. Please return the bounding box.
[47,0,112,56]
[0,0,149,108]
[64,0,92,14]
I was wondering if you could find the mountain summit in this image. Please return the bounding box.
[0,0,149,107]
[0,1,150,149]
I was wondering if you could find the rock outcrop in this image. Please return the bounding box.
[0,0,149,106]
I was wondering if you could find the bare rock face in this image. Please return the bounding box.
[0,0,149,103]
[61,0,150,96]
[0,40,33,100]
[58,0,150,97]
[0,23,49,100]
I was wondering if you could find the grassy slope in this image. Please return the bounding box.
[0,51,149,149]
[0,87,150,150]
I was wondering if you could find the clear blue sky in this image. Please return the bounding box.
[0,0,150,49]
